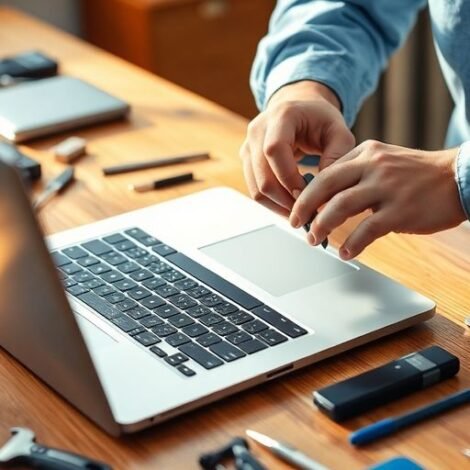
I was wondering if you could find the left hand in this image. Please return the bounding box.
[289,140,467,260]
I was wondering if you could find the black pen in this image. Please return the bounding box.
[103,152,210,175]
[33,167,75,211]
[302,173,328,249]
[130,172,195,192]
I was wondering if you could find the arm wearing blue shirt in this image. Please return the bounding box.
[251,0,426,125]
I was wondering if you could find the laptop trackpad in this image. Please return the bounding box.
[201,225,356,297]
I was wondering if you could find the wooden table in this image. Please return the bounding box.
[1,7,470,470]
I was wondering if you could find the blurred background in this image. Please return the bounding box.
[0,0,453,150]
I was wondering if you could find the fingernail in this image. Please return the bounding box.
[292,189,301,199]
[290,214,301,228]
[340,247,351,259]
[307,232,316,245]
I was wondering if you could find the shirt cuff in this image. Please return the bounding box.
[263,54,367,127]
[455,141,470,220]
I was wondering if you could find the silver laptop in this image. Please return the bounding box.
[0,162,435,435]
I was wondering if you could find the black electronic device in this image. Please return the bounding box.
[0,141,41,182]
[0,50,58,80]
[313,346,459,421]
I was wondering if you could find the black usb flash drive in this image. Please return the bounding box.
[313,346,459,421]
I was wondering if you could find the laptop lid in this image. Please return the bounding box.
[0,161,119,435]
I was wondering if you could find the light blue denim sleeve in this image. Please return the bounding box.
[251,0,427,126]
[455,141,470,220]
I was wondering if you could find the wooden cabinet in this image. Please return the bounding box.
[83,0,275,118]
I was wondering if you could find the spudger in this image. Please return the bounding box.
[102,152,210,175]
[129,172,194,192]
[302,173,328,249]
[33,166,75,212]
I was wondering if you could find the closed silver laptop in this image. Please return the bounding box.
[0,162,435,435]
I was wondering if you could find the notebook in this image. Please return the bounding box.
[0,76,130,142]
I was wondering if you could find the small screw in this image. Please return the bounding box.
[465,317,470,328]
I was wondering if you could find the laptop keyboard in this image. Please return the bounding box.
[52,228,308,378]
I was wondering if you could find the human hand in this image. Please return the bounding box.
[290,140,467,259]
[240,81,355,216]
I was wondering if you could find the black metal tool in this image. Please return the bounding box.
[0,427,112,469]
[302,173,328,249]
[199,437,266,470]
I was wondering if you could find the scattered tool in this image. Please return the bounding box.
[130,172,195,192]
[103,151,210,175]
[350,388,470,446]
[463,448,470,458]
[53,136,87,163]
[0,427,112,469]
[302,173,328,249]
[33,166,75,211]
[464,317,470,327]
[246,430,328,470]
[199,437,265,470]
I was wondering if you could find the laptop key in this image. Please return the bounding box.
[242,320,268,334]
[209,341,246,362]
[154,304,180,319]
[94,285,115,297]
[257,329,288,346]
[128,326,146,336]
[77,291,121,320]
[186,305,211,318]
[150,345,167,357]
[197,333,222,347]
[167,252,262,310]
[116,299,138,312]
[136,255,158,267]
[63,278,77,288]
[124,228,161,247]
[238,339,268,354]
[213,302,238,316]
[111,314,141,332]
[168,313,194,328]
[114,279,137,291]
[147,260,171,274]
[117,261,140,274]
[126,247,148,259]
[82,240,112,256]
[134,331,160,346]
[182,323,209,338]
[89,263,111,275]
[77,256,100,268]
[212,322,238,336]
[142,277,166,291]
[83,278,104,289]
[200,313,224,326]
[66,285,89,296]
[200,293,223,308]
[166,333,191,347]
[226,331,252,345]
[153,244,176,257]
[139,314,163,327]
[161,269,185,283]
[100,252,127,266]
[140,295,166,310]
[62,246,88,259]
[115,240,136,251]
[140,236,161,247]
[179,343,223,369]
[252,305,308,339]
[174,278,198,291]
[164,353,188,366]
[128,306,151,320]
[72,271,94,283]
[125,228,149,239]
[152,324,177,337]
[169,293,197,310]
[177,365,196,377]
[51,252,71,267]
[130,269,153,282]
[60,263,82,275]
[156,285,180,298]
[187,286,211,299]
[100,270,124,283]
[104,292,126,304]
[227,311,254,325]
[103,233,127,245]
[128,286,152,300]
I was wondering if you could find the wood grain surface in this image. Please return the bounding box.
[0,7,469,470]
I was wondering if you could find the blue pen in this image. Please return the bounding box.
[350,388,470,446]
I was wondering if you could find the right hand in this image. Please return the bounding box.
[240,81,355,216]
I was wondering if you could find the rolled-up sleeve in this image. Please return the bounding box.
[251,0,427,126]
[455,141,470,220]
